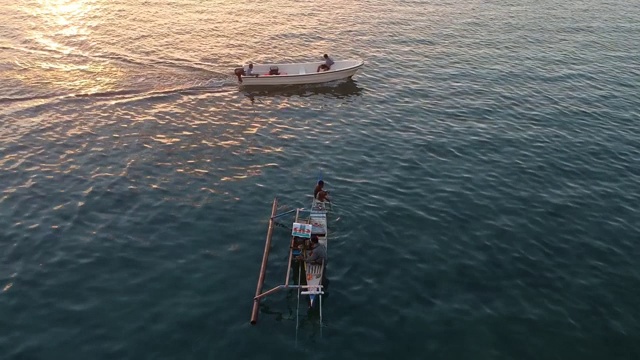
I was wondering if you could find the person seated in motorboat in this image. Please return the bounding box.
[314,180,331,202]
[316,54,334,72]
[246,63,255,76]
[296,235,326,265]
[235,63,258,82]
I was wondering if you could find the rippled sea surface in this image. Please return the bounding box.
[1,0,640,358]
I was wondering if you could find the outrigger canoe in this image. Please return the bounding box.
[293,198,329,308]
[234,60,364,86]
[250,195,331,325]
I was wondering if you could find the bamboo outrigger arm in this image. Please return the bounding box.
[254,285,285,300]
[250,198,279,325]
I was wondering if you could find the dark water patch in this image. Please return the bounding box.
[242,80,365,100]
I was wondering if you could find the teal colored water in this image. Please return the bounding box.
[1,0,640,358]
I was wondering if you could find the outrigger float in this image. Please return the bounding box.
[250,196,330,326]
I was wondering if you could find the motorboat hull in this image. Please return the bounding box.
[237,60,364,86]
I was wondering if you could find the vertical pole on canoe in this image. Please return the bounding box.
[250,197,279,325]
[295,260,302,346]
[285,208,300,287]
[319,258,324,337]
[320,292,323,337]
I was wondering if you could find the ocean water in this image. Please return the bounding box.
[1,0,640,358]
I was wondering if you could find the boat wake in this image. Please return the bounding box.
[0,78,231,100]
[0,79,236,118]
[1,42,241,114]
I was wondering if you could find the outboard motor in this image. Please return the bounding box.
[234,67,245,82]
[269,66,279,76]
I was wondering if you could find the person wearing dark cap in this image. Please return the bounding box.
[317,54,334,72]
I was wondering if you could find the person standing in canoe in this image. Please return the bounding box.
[314,180,331,202]
[317,54,334,72]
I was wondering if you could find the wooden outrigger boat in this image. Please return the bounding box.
[250,194,331,326]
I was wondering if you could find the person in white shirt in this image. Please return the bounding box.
[317,54,334,72]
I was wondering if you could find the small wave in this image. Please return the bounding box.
[0,93,64,104]
[72,88,152,98]
[0,80,234,118]
[4,41,229,78]
[71,81,232,99]
[98,53,227,76]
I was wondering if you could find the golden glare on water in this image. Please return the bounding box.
[12,0,130,95]
[11,56,123,95]
[30,0,94,39]
[25,0,94,58]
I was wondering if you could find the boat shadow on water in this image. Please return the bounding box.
[242,79,363,102]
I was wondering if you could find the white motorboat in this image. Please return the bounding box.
[234,59,364,86]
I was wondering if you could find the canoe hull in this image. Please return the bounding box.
[304,200,329,308]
